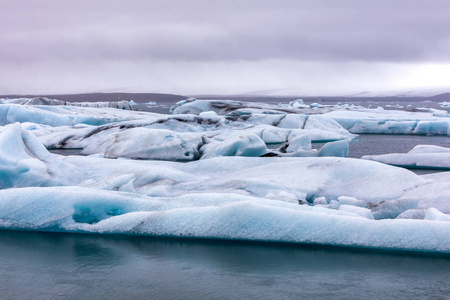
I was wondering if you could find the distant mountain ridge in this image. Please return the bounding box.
[1,91,450,105]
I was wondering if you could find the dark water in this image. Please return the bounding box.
[1,231,450,300]
[311,134,450,175]
[48,148,83,156]
[347,134,450,159]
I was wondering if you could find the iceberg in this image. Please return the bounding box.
[1,100,450,253]
[0,123,78,188]
[11,103,353,161]
[323,109,450,136]
[0,103,152,127]
[0,186,449,252]
[0,97,137,110]
[363,145,450,170]
[82,127,204,161]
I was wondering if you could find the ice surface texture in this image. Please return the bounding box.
[323,109,450,135]
[363,145,450,169]
[3,100,354,160]
[171,99,450,136]
[0,97,136,110]
[1,186,449,252]
[1,99,450,252]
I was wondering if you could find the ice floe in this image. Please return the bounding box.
[172,98,450,136]
[323,109,450,135]
[0,97,137,110]
[363,145,450,170]
[8,103,353,160]
[1,186,450,252]
[1,98,450,253]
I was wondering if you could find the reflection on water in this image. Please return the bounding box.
[1,230,449,299]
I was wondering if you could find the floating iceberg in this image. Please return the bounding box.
[323,109,450,136]
[363,145,450,170]
[11,102,353,160]
[0,103,151,127]
[1,186,450,252]
[1,100,450,253]
[0,97,137,110]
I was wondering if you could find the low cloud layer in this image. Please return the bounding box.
[2,0,450,95]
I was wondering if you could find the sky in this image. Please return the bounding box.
[2,0,450,96]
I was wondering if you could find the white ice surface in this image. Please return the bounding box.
[1,102,450,252]
[0,97,136,110]
[1,186,449,252]
[323,109,450,135]
[363,145,450,169]
[0,103,154,127]
[11,104,353,160]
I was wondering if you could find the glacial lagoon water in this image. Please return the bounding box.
[1,230,450,300]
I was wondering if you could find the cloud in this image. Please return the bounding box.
[1,0,450,94]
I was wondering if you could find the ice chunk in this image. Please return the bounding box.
[288,99,305,107]
[313,197,328,205]
[198,111,223,123]
[363,145,450,169]
[396,209,425,220]
[0,123,77,188]
[285,132,311,152]
[414,121,450,135]
[339,205,374,219]
[337,196,369,208]
[0,187,450,252]
[317,140,349,157]
[0,103,151,127]
[323,109,450,136]
[201,133,267,159]
[260,127,290,143]
[304,115,351,136]
[0,97,137,110]
[82,128,203,161]
[277,114,307,129]
[371,198,419,220]
[424,208,450,222]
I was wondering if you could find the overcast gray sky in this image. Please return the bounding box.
[2,0,450,96]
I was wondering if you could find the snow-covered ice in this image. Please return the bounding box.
[0,97,137,110]
[323,109,450,135]
[1,98,450,253]
[8,101,354,160]
[363,145,450,170]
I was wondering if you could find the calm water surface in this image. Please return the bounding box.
[1,231,450,300]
